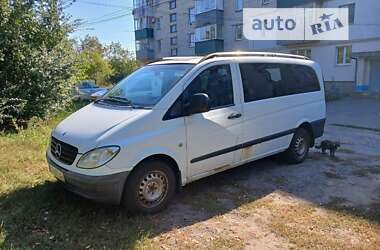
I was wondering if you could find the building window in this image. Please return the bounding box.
[195,24,222,42]
[262,0,270,5]
[339,3,355,24]
[188,7,196,25]
[235,0,243,11]
[189,33,195,47]
[196,0,223,14]
[291,49,311,58]
[170,13,176,22]
[235,24,243,40]
[171,48,178,56]
[156,17,161,29]
[134,18,141,30]
[135,41,141,51]
[157,40,161,53]
[170,37,177,46]
[169,0,176,9]
[336,46,352,65]
[170,24,177,33]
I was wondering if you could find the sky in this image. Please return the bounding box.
[65,0,135,53]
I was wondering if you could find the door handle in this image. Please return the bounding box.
[228,113,242,119]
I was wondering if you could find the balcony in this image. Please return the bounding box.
[136,48,155,62]
[132,5,154,18]
[195,39,224,55]
[135,28,154,40]
[195,9,224,28]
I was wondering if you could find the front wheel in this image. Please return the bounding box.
[122,160,176,214]
[282,128,311,164]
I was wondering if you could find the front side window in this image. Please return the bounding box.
[336,46,352,65]
[164,64,234,120]
[186,64,234,110]
[240,63,320,102]
[102,64,193,107]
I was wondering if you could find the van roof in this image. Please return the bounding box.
[148,52,311,66]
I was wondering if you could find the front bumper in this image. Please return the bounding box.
[47,155,129,204]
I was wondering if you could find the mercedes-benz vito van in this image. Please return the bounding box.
[47,52,326,213]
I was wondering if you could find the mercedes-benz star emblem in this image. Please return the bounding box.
[54,143,62,158]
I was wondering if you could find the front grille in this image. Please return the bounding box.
[50,137,78,165]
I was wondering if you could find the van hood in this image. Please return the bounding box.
[53,103,148,153]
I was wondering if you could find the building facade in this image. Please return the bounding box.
[133,0,380,93]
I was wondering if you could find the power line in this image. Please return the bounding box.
[73,0,132,9]
[81,12,132,26]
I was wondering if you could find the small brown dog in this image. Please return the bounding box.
[315,140,340,157]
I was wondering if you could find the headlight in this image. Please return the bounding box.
[77,146,120,169]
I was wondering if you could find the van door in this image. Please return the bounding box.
[185,64,243,179]
[237,62,323,163]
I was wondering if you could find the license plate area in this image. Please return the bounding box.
[49,165,65,182]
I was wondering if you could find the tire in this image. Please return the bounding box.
[122,159,176,214]
[282,127,311,164]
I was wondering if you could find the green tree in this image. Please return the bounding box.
[0,0,79,130]
[105,42,139,84]
[80,35,103,54]
[78,50,113,86]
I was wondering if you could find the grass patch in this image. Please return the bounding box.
[331,123,380,133]
[244,193,380,249]
[0,106,157,249]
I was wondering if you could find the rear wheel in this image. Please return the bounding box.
[122,159,176,214]
[282,127,311,164]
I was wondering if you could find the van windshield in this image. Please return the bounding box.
[100,64,193,108]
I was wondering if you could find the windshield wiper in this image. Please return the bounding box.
[96,96,135,108]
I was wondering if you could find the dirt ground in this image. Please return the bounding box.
[1,96,379,249]
[142,96,380,249]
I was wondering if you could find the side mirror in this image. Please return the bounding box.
[189,93,210,115]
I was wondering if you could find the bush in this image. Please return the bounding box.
[0,0,78,131]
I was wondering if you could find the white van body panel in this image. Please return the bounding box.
[48,55,326,203]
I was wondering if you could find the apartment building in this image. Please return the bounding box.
[133,0,380,93]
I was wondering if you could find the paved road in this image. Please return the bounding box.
[327,95,380,129]
[148,96,380,249]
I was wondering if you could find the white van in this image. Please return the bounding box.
[47,52,326,213]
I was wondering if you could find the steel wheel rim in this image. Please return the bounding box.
[138,170,168,208]
[295,137,307,156]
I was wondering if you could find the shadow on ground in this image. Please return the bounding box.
[1,148,379,249]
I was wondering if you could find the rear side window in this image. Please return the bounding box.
[239,63,320,103]
[285,64,321,94]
